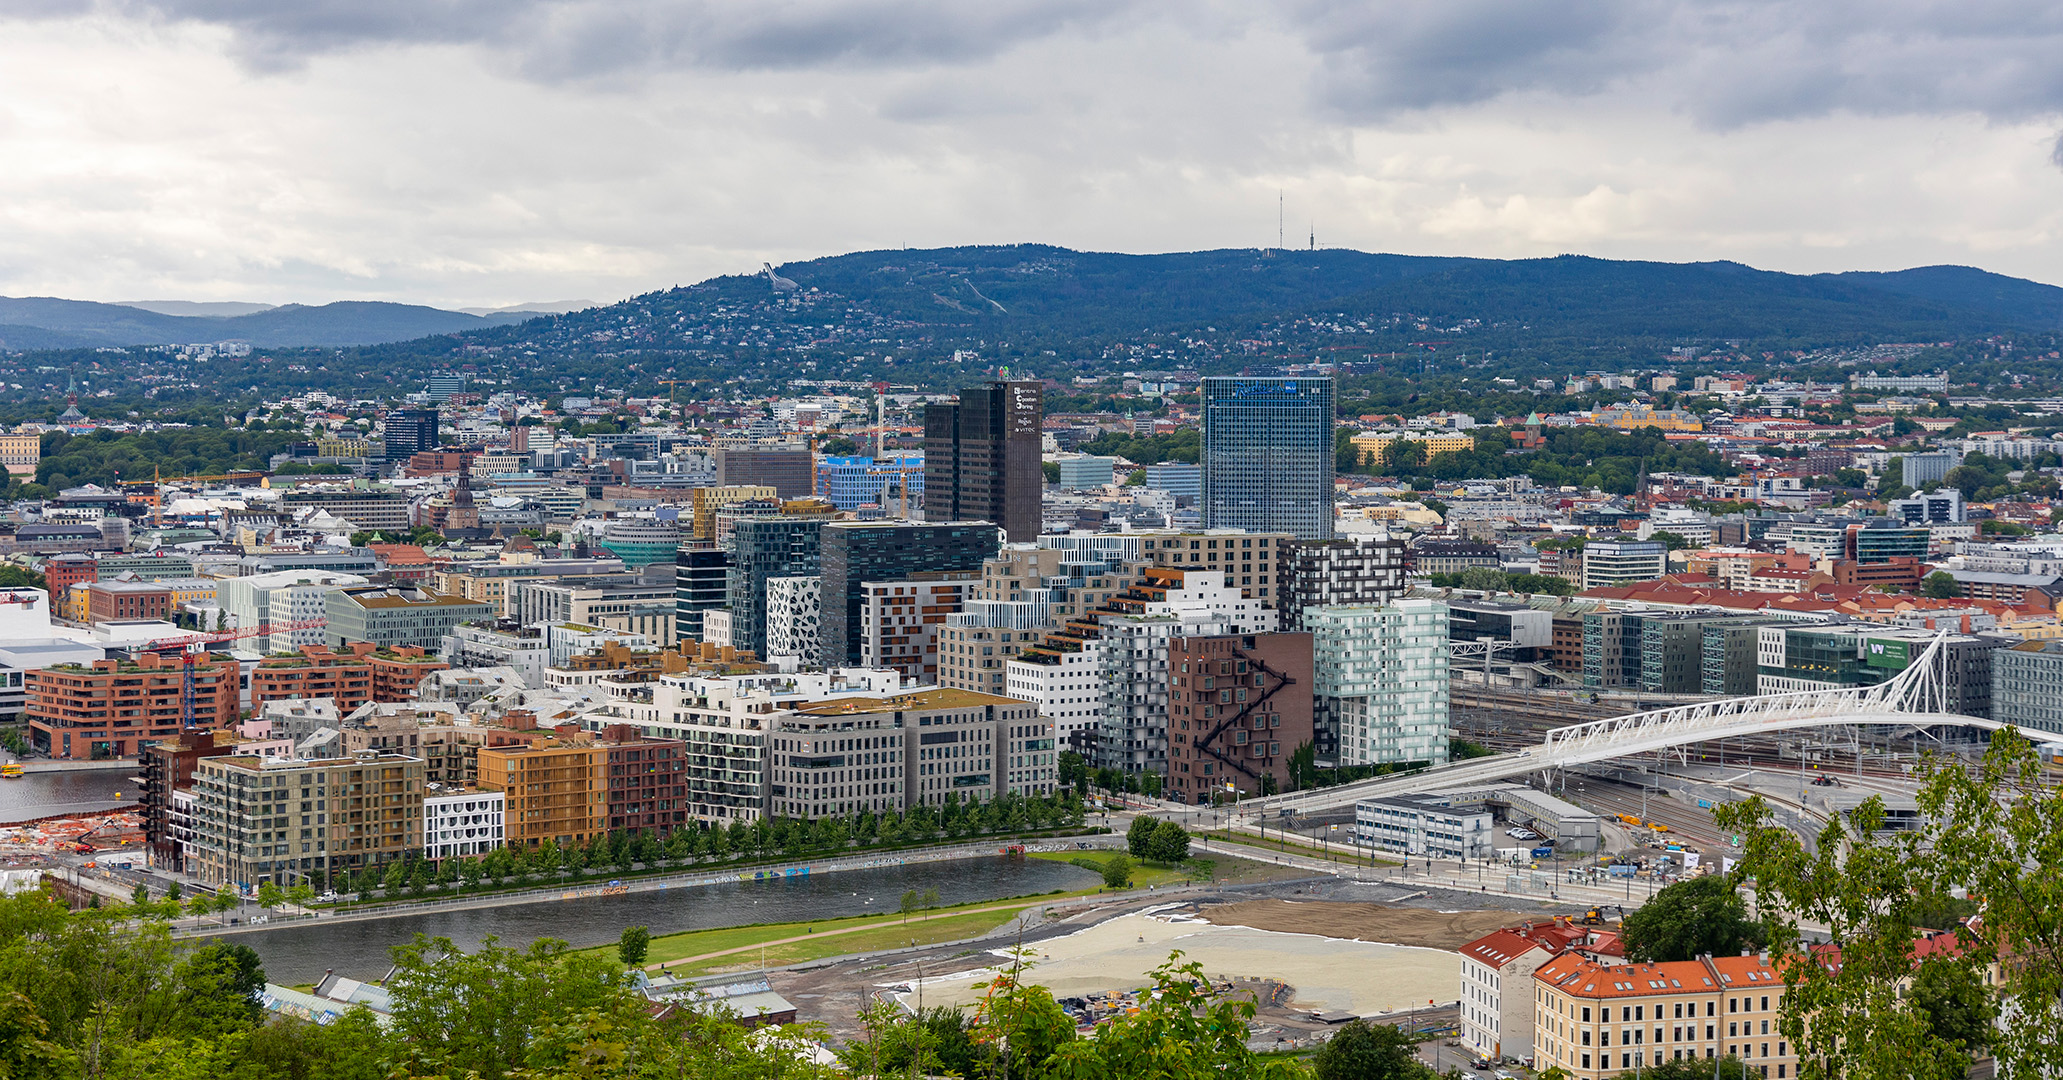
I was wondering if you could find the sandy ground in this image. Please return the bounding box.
[906,909,1459,1016]
[1199,899,1549,950]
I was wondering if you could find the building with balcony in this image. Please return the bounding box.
[188,750,425,890]
[27,652,238,760]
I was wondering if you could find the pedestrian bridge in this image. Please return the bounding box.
[1242,633,2005,817]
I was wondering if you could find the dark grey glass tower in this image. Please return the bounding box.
[673,545,731,644]
[381,408,441,464]
[1200,376,1334,540]
[923,381,1042,542]
[726,517,827,656]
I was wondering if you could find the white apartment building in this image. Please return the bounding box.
[1306,600,1450,767]
[1005,646,1104,749]
[1459,927,1565,1062]
[423,785,504,858]
[765,576,822,667]
[576,668,908,823]
[439,623,550,686]
[217,570,371,653]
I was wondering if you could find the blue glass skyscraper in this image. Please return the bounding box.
[1200,376,1334,540]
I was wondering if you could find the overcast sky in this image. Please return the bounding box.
[3,1,2061,308]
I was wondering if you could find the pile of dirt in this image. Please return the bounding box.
[1199,899,1553,950]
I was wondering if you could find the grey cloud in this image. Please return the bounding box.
[1286,0,2063,127]
[38,0,2063,129]
[55,0,1131,75]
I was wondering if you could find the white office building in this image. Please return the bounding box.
[217,570,370,653]
[576,668,908,823]
[1353,793,1491,859]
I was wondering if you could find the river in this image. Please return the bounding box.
[0,769,136,824]
[238,855,1099,983]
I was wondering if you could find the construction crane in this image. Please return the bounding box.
[141,618,329,727]
[657,379,694,405]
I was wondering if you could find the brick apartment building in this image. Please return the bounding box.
[250,643,448,713]
[1165,631,1314,802]
[85,579,172,623]
[27,652,238,760]
[599,726,690,833]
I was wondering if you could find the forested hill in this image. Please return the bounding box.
[7,245,2063,407]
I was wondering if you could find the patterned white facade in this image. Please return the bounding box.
[765,576,822,667]
[423,787,504,858]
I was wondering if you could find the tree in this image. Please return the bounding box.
[1618,876,1764,963]
[178,942,268,1030]
[1045,953,1304,1078]
[1149,820,1191,863]
[1312,1019,1430,1080]
[1128,816,1160,858]
[1101,854,1133,889]
[1710,729,2063,1080]
[1922,571,1957,598]
[385,934,632,1080]
[1620,1054,1754,1080]
[617,925,650,969]
[1458,566,1508,592]
[1648,530,1690,550]
[1909,955,1994,1056]
[1381,438,1429,475]
[254,882,284,911]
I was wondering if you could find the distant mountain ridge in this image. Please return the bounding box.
[6,248,2061,364]
[0,296,551,349]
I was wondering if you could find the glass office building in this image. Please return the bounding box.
[726,517,828,656]
[1200,376,1334,540]
[820,521,1001,665]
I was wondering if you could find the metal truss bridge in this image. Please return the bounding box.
[1244,634,2005,817]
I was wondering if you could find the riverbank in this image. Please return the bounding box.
[176,836,1121,939]
[233,856,1104,984]
[19,760,137,773]
[598,847,1313,978]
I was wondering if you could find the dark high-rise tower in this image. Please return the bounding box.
[923,380,1042,542]
[382,408,441,465]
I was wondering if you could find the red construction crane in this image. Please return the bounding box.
[139,618,329,655]
[140,618,330,727]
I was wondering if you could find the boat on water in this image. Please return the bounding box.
[0,763,24,779]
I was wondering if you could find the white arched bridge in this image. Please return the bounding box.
[1244,633,2008,816]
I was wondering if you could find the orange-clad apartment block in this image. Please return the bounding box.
[477,737,607,850]
[250,643,448,712]
[27,653,238,761]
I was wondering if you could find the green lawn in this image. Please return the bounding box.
[1028,850,1202,888]
[574,892,1080,976]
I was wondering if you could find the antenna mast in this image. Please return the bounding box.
[1277,191,1284,250]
